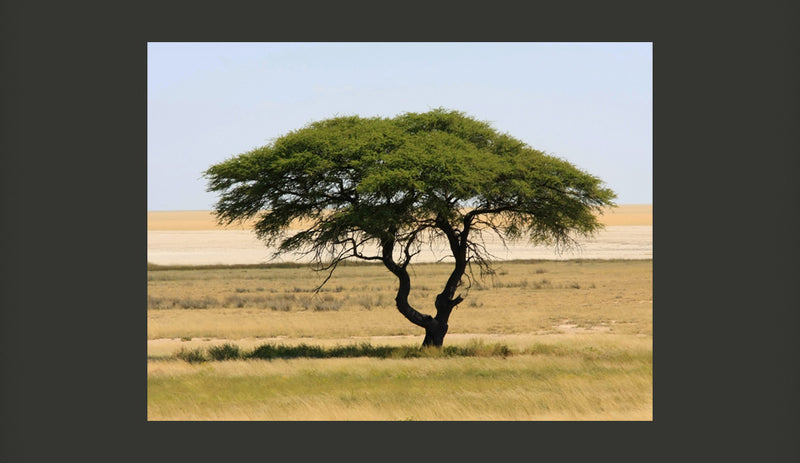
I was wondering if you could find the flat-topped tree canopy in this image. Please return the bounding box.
[205,108,616,346]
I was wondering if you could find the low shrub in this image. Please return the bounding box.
[312,300,342,311]
[175,342,514,363]
[176,347,207,363]
[147,295,218,309]
[208,343,241,361]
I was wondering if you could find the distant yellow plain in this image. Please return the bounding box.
[147,204,652,231]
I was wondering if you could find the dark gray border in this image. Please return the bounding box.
[3,0,799,461]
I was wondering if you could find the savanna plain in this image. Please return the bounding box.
[147,206,652,421]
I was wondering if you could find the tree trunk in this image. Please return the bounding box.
[384,257,452,348]
[381,236,441,344]
[422,322,448,347]
[381,230,465,348]
[421,293,459,347]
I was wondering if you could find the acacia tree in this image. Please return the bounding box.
[205,109,616,347]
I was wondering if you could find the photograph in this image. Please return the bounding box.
[146,42,653,421]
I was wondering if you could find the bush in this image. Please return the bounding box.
[174,342,515,362]
[147,295,171,309]
[246,343,326,360]
[312,300,342,311]
[176,348,207,363]
[246,344,280,360]
[242,342,511,361]
[269,300,293,312]
[147,295,218,309]
[208,343,241,361]
[177,296,218,309]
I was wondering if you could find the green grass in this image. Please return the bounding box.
[175,347,207,363]
[148,343,652,420]
[208,343,241,361]
[171,341,512,362]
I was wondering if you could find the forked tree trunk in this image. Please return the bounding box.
[383,257,457,348]
[381,229,466,348]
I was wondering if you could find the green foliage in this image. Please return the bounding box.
[204,108,616,265]
[245,343,407,360]
[175,342,514,362]
[176,348,207,363]
[208,343,241,361]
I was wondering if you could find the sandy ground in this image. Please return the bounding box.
[148,204,652,230]
[147,205,652,265]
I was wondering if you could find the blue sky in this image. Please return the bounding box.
[148,42,652,211]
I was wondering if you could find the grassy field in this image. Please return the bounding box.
[147,259,652,420]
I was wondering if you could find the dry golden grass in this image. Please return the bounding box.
[147,259,651,420]
[147,260,652,342]
[148,338,652,421]
[147,204,652,230]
